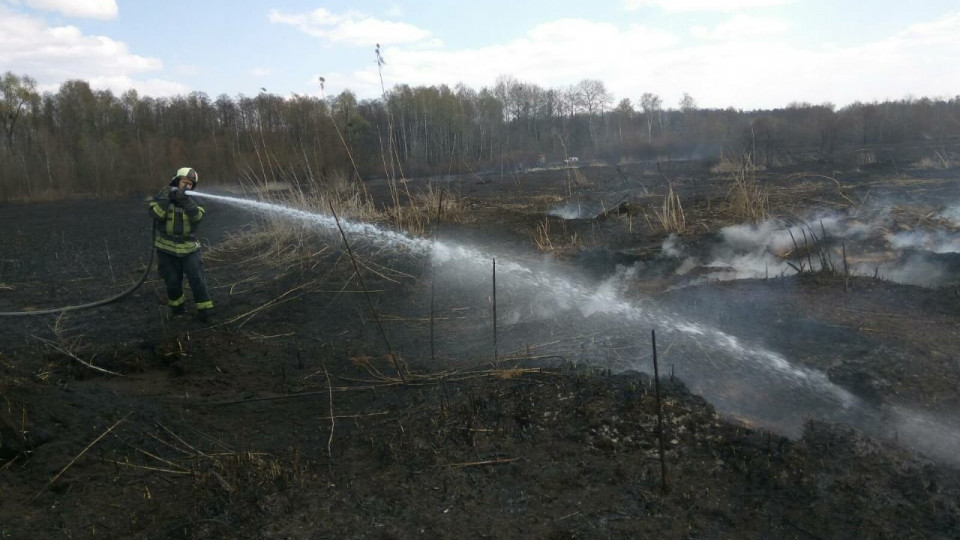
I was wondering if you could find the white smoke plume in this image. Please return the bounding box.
[939,204,960,226]
[664,207,960,288]
[887,230,960,254]
[548,203,585,220]
[661,233,685,258]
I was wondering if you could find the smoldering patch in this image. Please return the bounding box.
[646,207,960,288]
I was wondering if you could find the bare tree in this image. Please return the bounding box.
[573,79,613,150]
[576,79,613,116]
[640,92,663,143]
[494,75,524,122]
[612,98,634,145]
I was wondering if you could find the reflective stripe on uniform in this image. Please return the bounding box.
[154,236,200,255]
[165,204,176,236]
[187,205,205,223]
[168,295,185,307]
[149,202,165,219]
[196,300,214,310]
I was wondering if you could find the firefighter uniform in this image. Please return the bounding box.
[148,167,215,320]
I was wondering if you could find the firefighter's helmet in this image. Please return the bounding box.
[170,167,199,188]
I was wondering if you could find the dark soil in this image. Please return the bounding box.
[2,158,960,538]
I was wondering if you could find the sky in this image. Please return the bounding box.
[1,0,958,110]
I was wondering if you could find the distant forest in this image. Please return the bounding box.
[1,71,958,199]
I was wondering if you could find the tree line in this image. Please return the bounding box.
[1,70,958,199]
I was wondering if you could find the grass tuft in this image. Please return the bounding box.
[653,183,686,234]
[725,155,768,223]
[913,151,956,170]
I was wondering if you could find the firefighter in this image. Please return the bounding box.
[148,167,215,321]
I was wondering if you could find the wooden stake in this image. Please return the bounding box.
[492,258,498,364]
[431,188,443,363]
[842,242,848,276]
[328,201,407,384]
[651,329,669,494]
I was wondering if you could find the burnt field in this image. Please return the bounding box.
[2,153,960,538]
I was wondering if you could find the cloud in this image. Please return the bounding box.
[324,18,678,99]
[895,10,960,48]
[85,75,189,97]
[792,11,960,105]
[655,10,960,108]
[250,67,272,78]
[321,9,960,110]
[0,6,183,96]
[0,7,159,75]
[22,0,118,19]
[268,8,433,46]
[624,0,797,12]
[690,14,790,40]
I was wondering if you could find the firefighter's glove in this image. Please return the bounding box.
[168,187,184,206]
[181,194,198,213]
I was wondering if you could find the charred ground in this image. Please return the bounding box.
[1,155,960,538]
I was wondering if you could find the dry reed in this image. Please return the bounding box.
[725,155,769,222]
[653,183,686,234]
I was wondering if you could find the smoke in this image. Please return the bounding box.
[661,233,684,258]
[548,202,586,220]
[661,207,960,288]
[854,253,948,287]
[887,230,960,254]
[721,220,798,253]
[889,406,960,466]
[940,203,960,226]
[548,191,638,220]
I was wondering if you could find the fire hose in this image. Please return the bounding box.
[0,225,156,317]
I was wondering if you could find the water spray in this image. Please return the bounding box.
[190,191,960,463]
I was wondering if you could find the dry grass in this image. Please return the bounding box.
[215,171,466,263]
[533,218,554,251]
[532,217,582,253]
[913,151,957,170]
[206,171,373,282]
[711,154,768,174]
[889,205,959,230]
[107,424,310,497]
[196,449,306,494]
[384,182,468,236]
[564,167,590,196]
[211,224,327,271]
[652,183,686,234]
[776,220,841,276]
[222,170,376,257]
[725,156,769,223]
[856,150,877,166]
